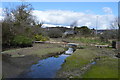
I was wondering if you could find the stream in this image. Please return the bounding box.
[18,48,73,78]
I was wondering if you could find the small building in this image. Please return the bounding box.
[63,30,76,38]
[64,30,75,35]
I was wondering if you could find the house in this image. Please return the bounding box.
[64,30,75,35]
[62,30,76,38]
[93,29,111,34]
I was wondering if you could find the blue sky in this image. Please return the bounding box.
[2,2,118,15]
[1,2,118,29]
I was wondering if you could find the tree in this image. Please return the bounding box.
[110,18,118,29]
[99,18,119,43]
[47,28,63,38]
[2,3,37,49]
[110,17,119,40]
[118,17,120,41]
[2,3,37,37]
[70,21,78,29]
[2,21,14,46]
[32,21,44,35]
[74,26,92,37]
[11,4,35,37]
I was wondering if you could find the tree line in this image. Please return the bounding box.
[2,4,47,50]
[1,3,119,50]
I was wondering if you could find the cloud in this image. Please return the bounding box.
[0,7,115,29]
[0,8,4,21]
[32,10,115,29]
[103,7,112,14]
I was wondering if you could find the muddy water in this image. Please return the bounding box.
[18,54,70,78]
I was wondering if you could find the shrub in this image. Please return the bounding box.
[74,26,92,37]
[35,34,49,41]
[12,35,33,47]
[47,28,63,38]
[99,30,118,42]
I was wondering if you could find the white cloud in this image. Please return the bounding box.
[103,7,112,14]
[0,7,115,29]
[32,10,115,29]
[0,8,4,21]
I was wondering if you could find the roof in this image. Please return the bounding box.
[64,30,75,35]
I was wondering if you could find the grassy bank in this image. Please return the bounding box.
[56,46,99,78]
[82,57,118,78]
[56,46,118,78]
[2,43,64,58]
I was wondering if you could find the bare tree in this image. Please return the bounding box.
[110,17,118,29]
[118,17,120,41]
[109,17,119,40]
[70,21,78,29]
[10,4,35,36]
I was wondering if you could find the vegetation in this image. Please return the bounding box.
[35,34,49,41]
[82,57,118,78]
[74,26,93,37]
[99,30,118,42]
[57,47,98,78]
[99,18,119,42]
[2,3,44,50]
[2,43,64,78]
[70,37,109,45]
[1,2,119,79]
[47,28,63,38]
[3,43,64,58]
[57,46,118,78]
[12,35,33,47]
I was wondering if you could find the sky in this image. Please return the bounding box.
[0,2,118,29]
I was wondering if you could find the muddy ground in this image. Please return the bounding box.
[2,43,64,78]
[2,54,40,78]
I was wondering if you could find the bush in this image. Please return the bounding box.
[99,30,118,42]
[35,34,49,41]
[12,35,33,47]
[74,26,92,37]
[47,28,63,38]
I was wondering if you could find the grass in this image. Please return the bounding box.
[1,48,22,53]
[30,47,64,57]
[70,37,109,45]
[2,43,64,58]
[57,47,99,78]
[64,48,97,69]
[56,46,118,78]
[82,57,118,78]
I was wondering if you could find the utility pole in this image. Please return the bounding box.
[96,16,98,37]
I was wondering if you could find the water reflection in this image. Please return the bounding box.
[19,54,70,78]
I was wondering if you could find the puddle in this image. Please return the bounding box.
[91,61,96,65]
[18,54,70,78]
